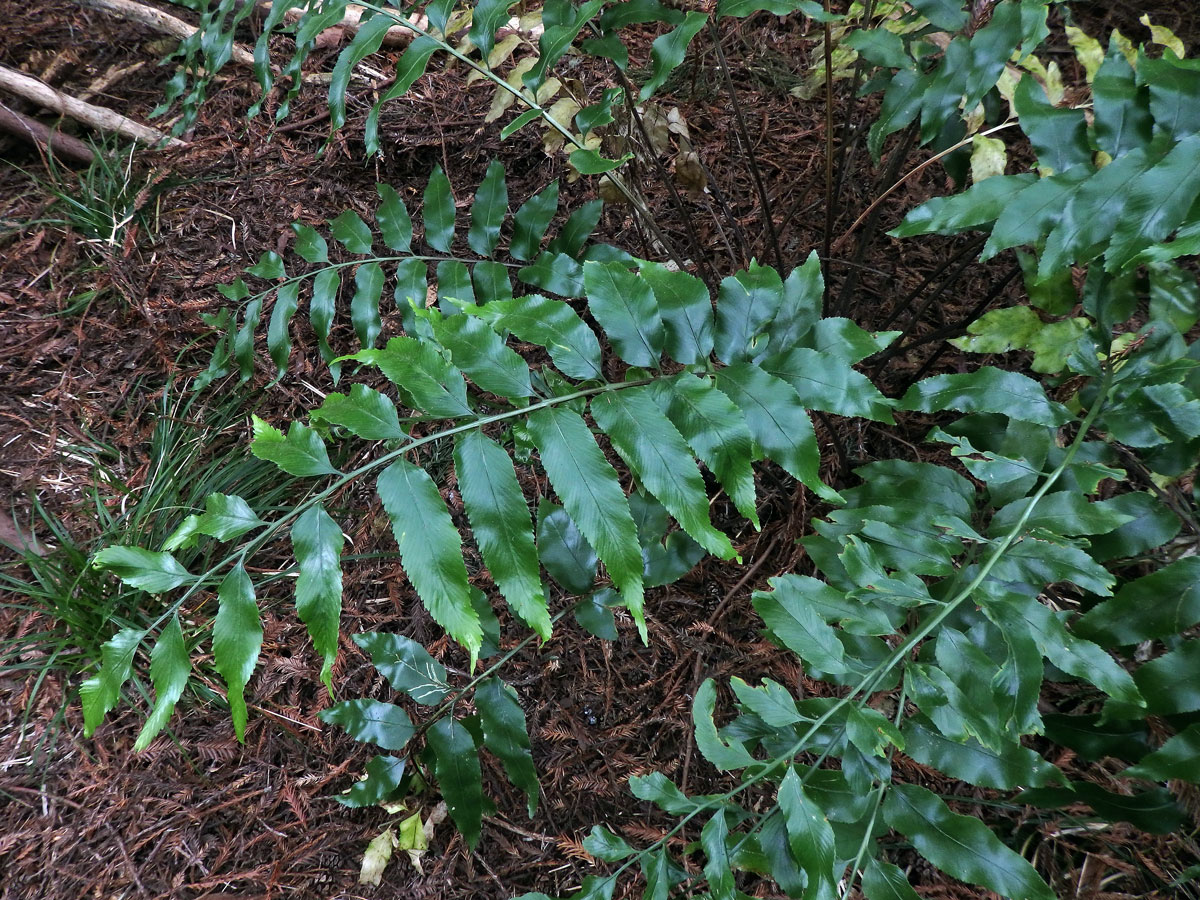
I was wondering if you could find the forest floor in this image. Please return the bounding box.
[1,1,1196,898]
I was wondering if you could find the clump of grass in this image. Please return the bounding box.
[0,377,297,759]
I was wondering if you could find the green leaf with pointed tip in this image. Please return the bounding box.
[81,627,146,736]
[350,261,384,350]
[335,754,407,808]
[477,678,540,816]
[250,416,340,477]
[427,717,483,849]
[527,406,645,636]
[862,858,923,900]
[500,108,542,140]
[431,313,532,399]
[1093,44,1152,158]
[311,267,341,377]
[716,363,839,504]
[548,199,603,259]
[213,565,261,742]
[469,0,517,59]
[472,259,515,303]
[761,348,896,423]
[981,168,1090,261]
[1140,50,1200,140]
[729,676,802,728]
[311,384,405,440]
[518,251,585,298]
[320,698,415,751]
[900,367,1071,427]
[592,387,733,558]
[346,336,472,418]
[329,11,394,130]
[892,175,1040,238]
[365,35,442,154]
[423,165,455,253]
[802,317,899,364]
[1107,134,1200,271]
[377,460,482,664]
[987,592,1143,708]
[752,580,847,675]
[761,251,823,358]
[473,295,603,381]
[714,262,785,364]
[523,0,605,90]
[717,0,836,18]
[132,615,190,751]
[1039,147,1160,279]
[1129,639,1200,716]
[267,281,299,374]
[292,223,328,263]
[1076,557,1200,647]
[92,546,192,592]
[568,149,632,175]
[1013,75,1092,174]
[248,250,285,280]
[885,783,1055,900]
[693,678,756,771]
[455,431,550,640]
[329,208,373,255]
[375,183,413,253]
[1123,723,1200,783]
[701,811,735,900]
[575,588,618,639]
[640,11,707,100]
[583,826,635,862]
[354,632,449,706]
[234,293,261,381]
[292,504,343,694]
[902,715,1061,790]
[629,771,705,815]
[511,181,559,261]
[658,374,758,527]
[468,160,508,257]
[584,261,664,367]
[436,259,475,312]
[1019,780,1186,835]
[989,491,1135,538]
[537,500,597,594]
[778,767,837,900]
[639,262,713,365]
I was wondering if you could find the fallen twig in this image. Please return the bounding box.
[0,64,184,148]
[77,0,257,67]
[0,102,96,165]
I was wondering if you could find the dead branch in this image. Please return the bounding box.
[0,64,184,148]
[0,102,97,165]
[77,0,257,67]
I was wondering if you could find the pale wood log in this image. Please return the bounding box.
[78,0,257,67]
[0,64,184,148]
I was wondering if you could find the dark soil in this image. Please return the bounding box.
[1,2,1196,899]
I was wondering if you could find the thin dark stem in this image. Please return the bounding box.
[611,67,715,286]
[869,236,987,381]
[899,263,1023,388]
[879,236,987,330]
[821,0,836,312]
[831,126,917,318]
[696,153,752,267]
[708,19,783,272]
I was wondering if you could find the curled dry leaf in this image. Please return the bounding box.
[673,151,706,199]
